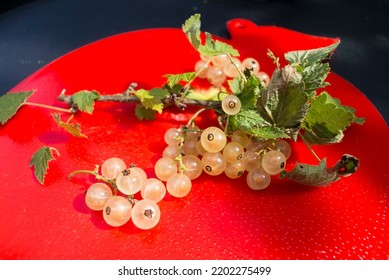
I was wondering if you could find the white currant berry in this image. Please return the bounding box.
[101,157,126,179]
[201,152,227,176]
[154,157,178,181]
[221,95,241,115]
[131,199,161,230]
[103,196,132,227]
[242,57,260,74]
[222,141,244,162]
[116,167,144,195]
[85,182,113,211]
[225,161,245,179]
[200,126,227,153]
[141,178,166,203]
[166,173,192,198]
[246,168,271,190]
[261,150,286,175]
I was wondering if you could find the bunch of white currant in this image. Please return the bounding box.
[194,54,270,87]
[83,158,164,229]
[154,94,292,196]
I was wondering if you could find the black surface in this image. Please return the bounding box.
[0,0,388,124]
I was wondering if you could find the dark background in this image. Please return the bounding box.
[0,0,388,124]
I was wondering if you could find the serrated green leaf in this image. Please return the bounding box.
[182,13,201,49]
[134,104,156,120]
[238,71,263,110]
[249,126,290,139]
[301,63,331,97]
[285,42,340,68]
[198,32,239,57]
[164,72,196,88]
[71,90,99,114]
[134,88,169,113]
[230,109,266,131]
[53,113,87,138]
[280,159,340,186]
[0,90,34,125]
[29,146,58,185]
[257,65,309,139]
[228,76,243,94]
[301,92,363,144]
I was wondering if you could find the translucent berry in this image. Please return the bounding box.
[223,141,244,162]
[141,178,166,203]
[164,127,182,146]
[166,173,192,198]
[262,150,286,175]
[223,57,242,78]
[231,130,251,148]
[200,126,227,153]
[225,161,245,179]
[241,57,260,74]
[163,145,180,159]
[131,199,161,230]
[276,139,292,159]
[243,150,261,171]
[221,95,241,115]
[181,155,202,180]
[195,140,207,156]
[101,157,126,179]
[182,140,199,156]
[85,183,113,211]
[201,152,227,176]
[116,167,144,195]
[154,157,178,181]
[256,71,270,86]
[207,67,226,88]
[210,54,229,67]
[246,168,271,190]
[194,60,210,79]
[103,196,132,227]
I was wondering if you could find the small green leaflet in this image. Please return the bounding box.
[237,70,263,110]
[280,159,340,186]
[182,13,201,49]
[257,65,310,140]
[0,90,34,125]
[134,88,169,114]
[280,154,360,186]
[52,113,87,138]
[302,92,365,144]
[285,42,339,68]
[285,42,339,97]
[71,90,100,114]
[182,14,239,57]
[198,32,239,57]
[164,72,196,88]
[29,146,59,185]
[134,104,156,120]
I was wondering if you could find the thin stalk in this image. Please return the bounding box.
[226,53,247,83]
[299,132,321,162]
[24,101,74,113]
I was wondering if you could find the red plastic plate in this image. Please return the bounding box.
[0,19,388,260]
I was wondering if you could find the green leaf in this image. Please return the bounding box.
[134,104,156,120]
[0,90,34,125]
[228,76,243,94]
[285,42,340,68]
[257,65,309,140]
[249,126,290,139]
[134,88,169,113]
[301,92,363,144]
[182,13,201,49]
[198,32,240,57]
[29,146,59,185]
[238,71,263,110]
[53,113,87,138]
[71,90,100,114]
[280,159,340,186]
[229,109,288,139]
[164,72,196,88]
[285,42,339,97]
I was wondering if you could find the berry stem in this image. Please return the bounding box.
[23,101,75,113]
[298,132,321,162]
[226,53,247,83]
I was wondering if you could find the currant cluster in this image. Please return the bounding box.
[155,95,291,194]
[83,157,165,229]
[194,54,270,87]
